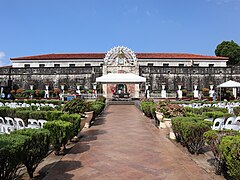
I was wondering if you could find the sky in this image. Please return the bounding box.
[0,0,240,66]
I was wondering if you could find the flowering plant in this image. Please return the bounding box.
[156,101,185,118]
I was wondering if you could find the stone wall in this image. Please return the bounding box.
[0,66,239,93]
[0,66,102,91]
[139,66,234,92]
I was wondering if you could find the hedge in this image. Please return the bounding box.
[204,130,240,175]
[233,106,240,116]
[29,111,46,120]
[60,114,81,137]
[91,101,105,118]
[202,111,229,120]
[46,111,64,121]
[43,120,73,155]
[172,116,212,154]
[40,106,54,111]
[140,101,155,118]
[184,107,228,115]
[220,135,240,179]
[0,134,30,180]
[12,129,50,178]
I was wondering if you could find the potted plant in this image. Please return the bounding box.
[155,101,168,128]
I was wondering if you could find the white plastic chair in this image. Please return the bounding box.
[233,116,240,125]
[14,118,26,130]
[38,119,47,128]
[212,117,225,130]
[225,117,236,126]
[4,117,16,127]
[0,117,5,124]
[27,119,40,129]
[224,124,240,131]
[1,124,15,134]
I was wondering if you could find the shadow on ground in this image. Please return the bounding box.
[25,160,82,180]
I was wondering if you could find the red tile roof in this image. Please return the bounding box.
[10,53,228,60]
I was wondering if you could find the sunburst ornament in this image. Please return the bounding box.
[104,46,137,65]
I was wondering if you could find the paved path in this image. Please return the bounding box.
[44,105,213,180]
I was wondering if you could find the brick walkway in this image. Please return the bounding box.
[43,105,213,180]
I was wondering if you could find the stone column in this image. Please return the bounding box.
[177,85,182,99]
[93,83,97,98]
[146,83,150,98]
[45,84,49,99]
[1,87,4,95]
[193,85,199,98]
[30,84,34,90]
[102,84,107,98]
[209,85,214,97]
[76,85,80,95]
[161,84,167,98]
[135,84,140,98]
[61,84,65,94]
[233,88,237,98]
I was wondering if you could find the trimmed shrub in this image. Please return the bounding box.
[46,111,64,121]
[202,111,226,119]
[43,120,73,155]
[0,134,30,180]
[233,106,240,116]
[0,107,8,117]
[220,135,240,179]
[40,106,54,111]
[140,101,155,118]
[29,111,46,120]
[91,101,105,118]
[172,116,212,154]
[204,130,240,175]
[12,129,50,178]
[184,107,228,116]
[60,114,81,136]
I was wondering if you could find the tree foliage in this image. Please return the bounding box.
[215,40,240,65]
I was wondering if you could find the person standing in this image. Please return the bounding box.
[213,92,217,101]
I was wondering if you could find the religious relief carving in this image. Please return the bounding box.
[104,46,137,66]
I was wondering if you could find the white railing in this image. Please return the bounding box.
[79,94,104,99]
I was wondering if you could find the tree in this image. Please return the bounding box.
[215,40,240,65]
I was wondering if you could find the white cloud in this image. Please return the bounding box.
[0,51,5,59]
[0,51,6,66]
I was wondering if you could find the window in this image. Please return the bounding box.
[100,63,103,67]
[54,64,60,67]
[24,64,30,68]
[85,64,91,67]
[39,64,45,68]
[179,64,184,67]
[147,63,154,66]
[193,64,199,67]
[163,63,169,67]
[69,64,75,67]
[209,64,214,67]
